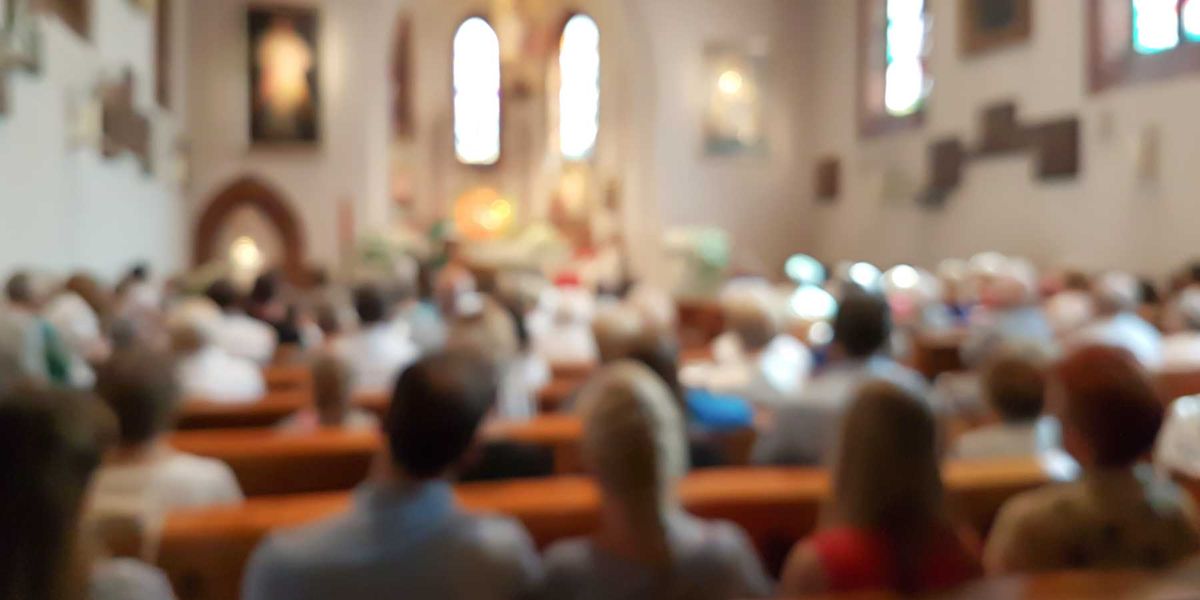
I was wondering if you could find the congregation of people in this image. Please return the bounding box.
[8,249,1200,599]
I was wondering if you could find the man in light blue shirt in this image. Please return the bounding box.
[753,292,929,465]
[243,353,543,600]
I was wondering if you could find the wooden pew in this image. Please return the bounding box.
[1157,370,1200,403]
[168,415,588,496]
[158,460,1049,600]
[262,363,311,393]
[799,570,1152,600]
[175,392,308,430]
[909,330,967,381]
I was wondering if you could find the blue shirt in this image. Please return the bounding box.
[242,481,542,600]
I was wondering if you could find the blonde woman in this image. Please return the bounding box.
[541,362,771,600]
[779,381,981,596]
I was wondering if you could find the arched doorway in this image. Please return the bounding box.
[193,176,308,284]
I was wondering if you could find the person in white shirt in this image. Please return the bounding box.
[206,278,278,365]
[1071,271,1163,369]
[44,290,108,388]
[167,298,266,404]
[89,348,244,556]
[277,354,380,433]
[1160,288,1200,372]
[1043,271,1095,339]
[333,283,419,395]
[960,258,1056,367]
[532,286,599,366]
[699,294,811,411]
[952,351,1078,480]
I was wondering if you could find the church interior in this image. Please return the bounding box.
[5,0,1200,598]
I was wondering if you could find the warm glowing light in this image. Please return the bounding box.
[454,17,501,165]
[718,70,745,95]
[229,236,264,271]
[790,285,838,321]
[848,262,883,290]
[886,265,920,290]
[560,14,600,161]
[785,254,826,286]
[454,187,515,240]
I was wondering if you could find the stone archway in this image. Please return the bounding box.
[193,176,308,284]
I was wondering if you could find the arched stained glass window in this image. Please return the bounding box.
[559,14,600,161]
[453,17,501,166]
[883,0,929,117]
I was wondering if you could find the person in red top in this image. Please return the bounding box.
[779,380,982,596]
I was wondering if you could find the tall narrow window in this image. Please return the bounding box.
[1133,0,1180,54]
[884,0,929,117]
[453,17,501,166]
[1090,0,1200,91]
[558,14,600,161]
[859,0,930,136]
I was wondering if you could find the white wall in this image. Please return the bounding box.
[804,0,1200,278]
[0,0,186,282]
[184,0,814,278]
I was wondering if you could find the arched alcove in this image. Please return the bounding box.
[193,176,308,284]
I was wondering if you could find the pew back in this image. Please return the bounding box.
[158,460,1049,600]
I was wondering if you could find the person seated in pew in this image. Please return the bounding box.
[704,293,812,409]
[541,362,772,600]
[0,386,177,600]
[1160,288,1200,371]
[243,352,542,600]
[390,254,447,355]
[531,285,599,367]
[951,351,1077,479]
[960,257,1056,367]
[448,293,546,421]
[277,354,379,433]
[1070,272,1163,369]
[984,345,1200,574]
[621,333,751,469]
[245,271,303,346]
[205,278,278,365]
[752,291,929,466]
[779,381,982,597]
[332,283,418,395]
[166,298,265,404]
[91,349,243,529]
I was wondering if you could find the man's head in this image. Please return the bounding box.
[981,351,1046,424]
[592,305,644,364]
[353,283,389,325]
[165,297,222,356]
[205,278,241,313]
[385,352,497,479]
[5,271,36,308]
[723,295,779,354]
[95,349,180,447]
[832,291,892,359]
[1052,345,1162,469]
[1091,272,1140,316]
[249,272,280,306]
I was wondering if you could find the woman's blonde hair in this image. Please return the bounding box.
[576,361,688,564]
[830,380,945,593]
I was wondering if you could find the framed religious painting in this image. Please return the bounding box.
[702,40,768,157]
[960,0,1032,56]
[248,5,320,145]
[1,0,41,72]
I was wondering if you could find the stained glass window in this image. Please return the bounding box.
[1184,0,1200,41]
[453,17,501,166]
[1132,0,1180,54]
[884,0,929,117]
[559,14,600,161]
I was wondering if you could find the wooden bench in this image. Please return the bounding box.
[157,460,1049,600]
[168,415,588,496]
[909,330,967,381]
[175,392,309,430]
[263,363,312,393]
[1157,370,1200,403]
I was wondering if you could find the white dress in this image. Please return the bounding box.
[333,322,419,394]
[213,313,278,365]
